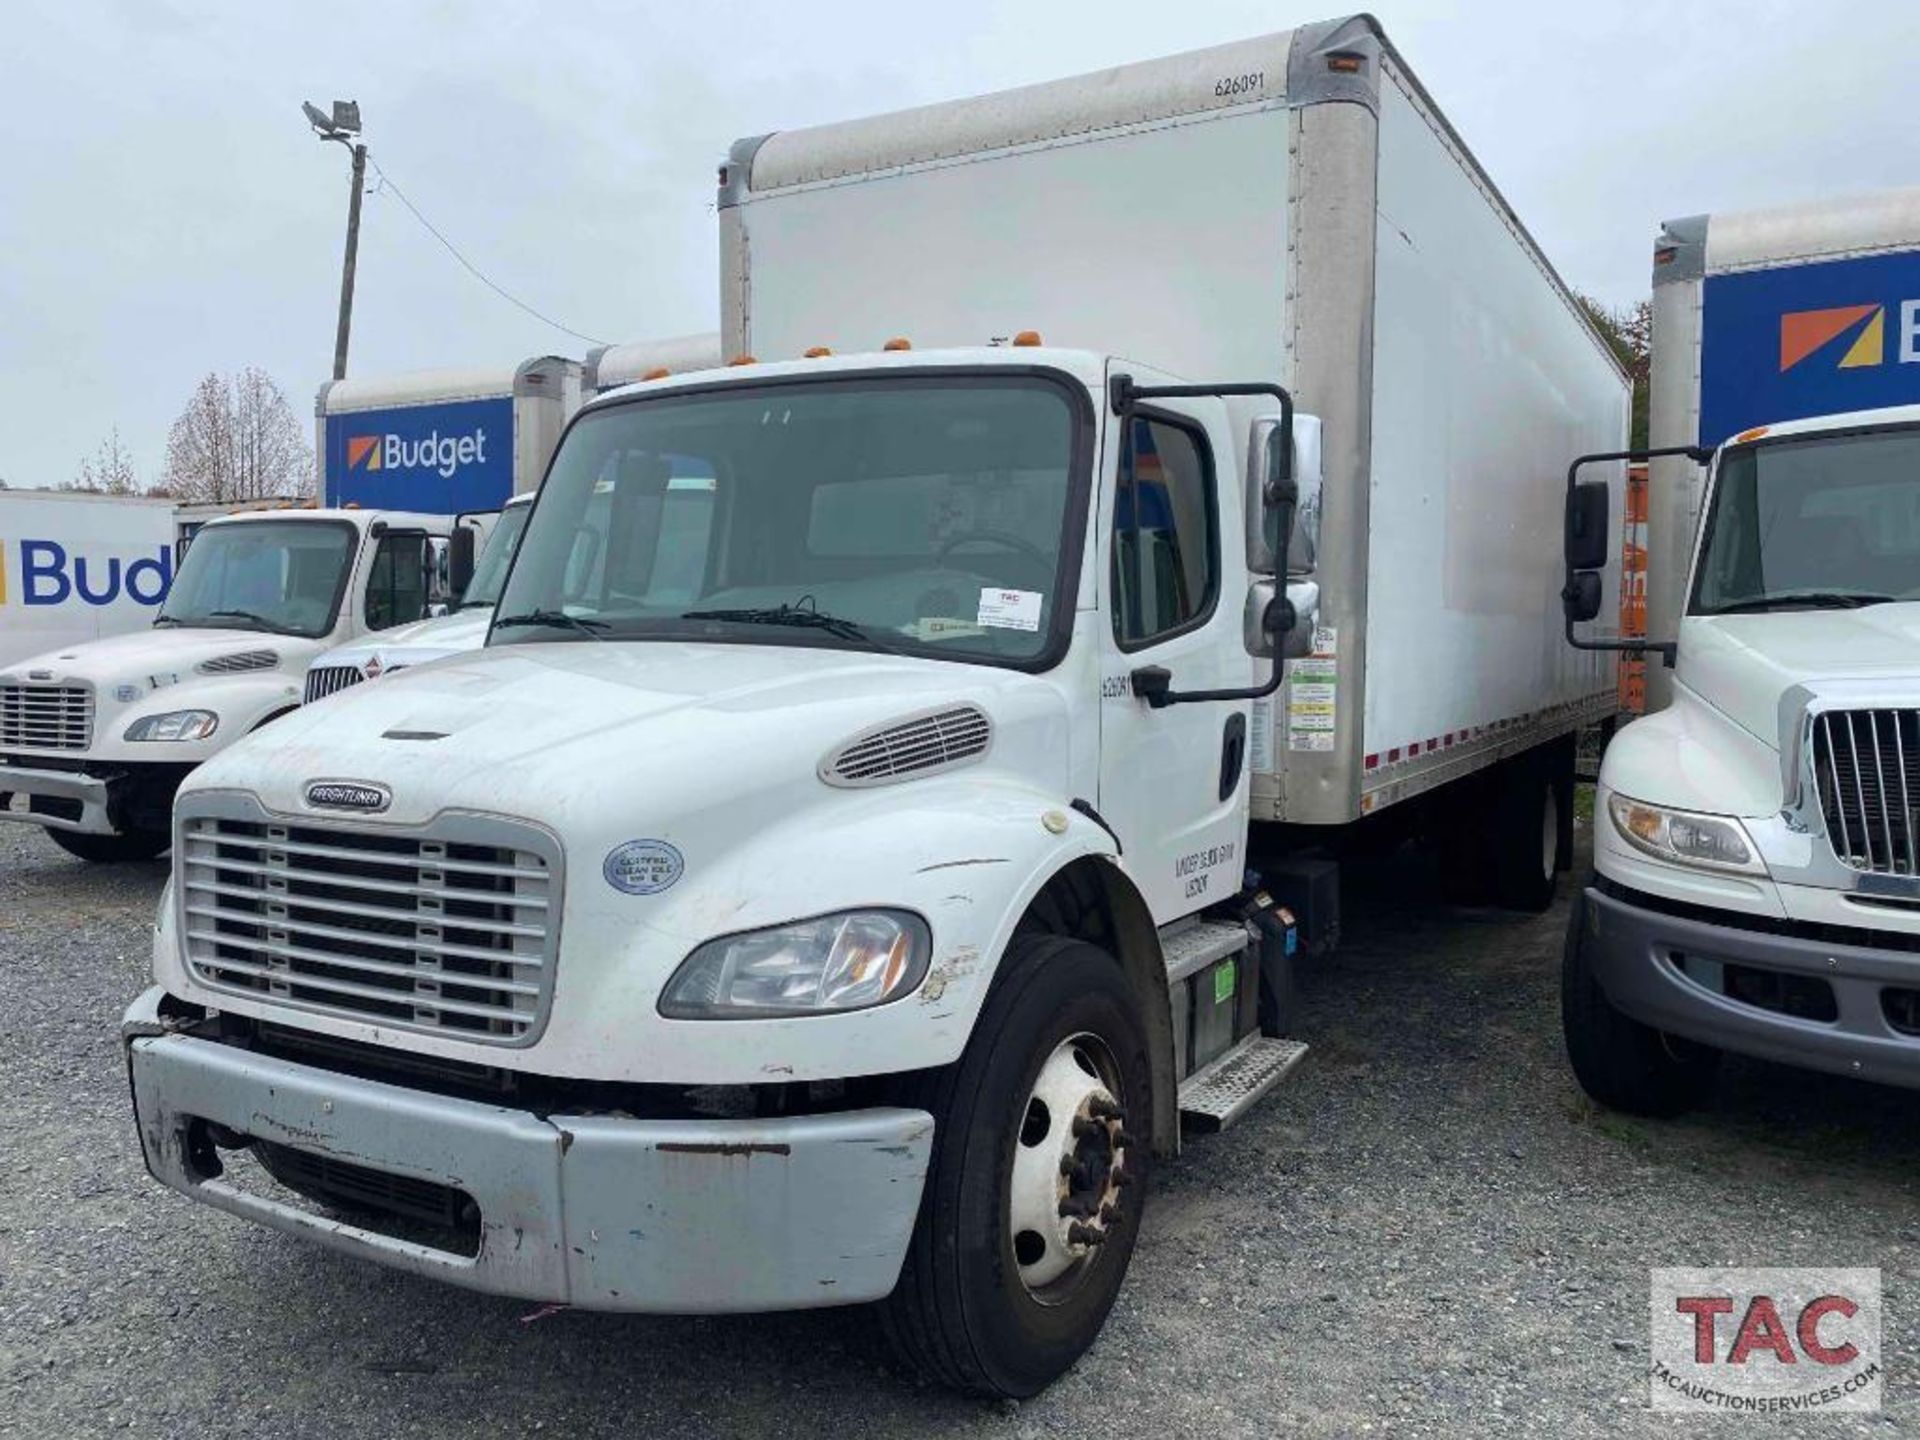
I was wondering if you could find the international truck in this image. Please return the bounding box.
[1,506,458,861]
[0,490,179,670]
[123,17,1625,1395]
[316,356,583,513]
[301,339,728,701]
[1561,189,1920,1114]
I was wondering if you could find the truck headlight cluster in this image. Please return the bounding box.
[659,909,931,1018]
[123,710,219,743]
[1607,793,1763,873]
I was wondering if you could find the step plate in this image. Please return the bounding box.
[1160,919,1252,985]
[1178,1034,1309,1133]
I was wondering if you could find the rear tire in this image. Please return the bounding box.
[1490,750,1562,913]
[45,827,169,863]
[1561,886,1718,1116]
[878,934,1152,1397]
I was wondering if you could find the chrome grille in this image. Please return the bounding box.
[822,704,992,786]
[1813,708,1920,876]
[303,666,365,704]
[179,810,559,1044]
[0,683,93,750]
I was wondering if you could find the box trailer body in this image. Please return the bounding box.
[1645,187,1920,708]
[126,17,1625,1397]
[584,333,723,394]
[316,356,583,513]
[721,16,1628,825]
[0,490,179,671]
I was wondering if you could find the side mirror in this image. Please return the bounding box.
[1564,479,1610,572]
[1245,413,1319,575]
[1562,569,1603,623]
[449,525,477,599]
[1245,579,1316,659]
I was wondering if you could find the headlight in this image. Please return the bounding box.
[659,909,931,1019]
[1607,793,1762,873]
[123,710,219,743]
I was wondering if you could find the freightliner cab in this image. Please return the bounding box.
[1,507,457,860]
[122,18,1625,1395]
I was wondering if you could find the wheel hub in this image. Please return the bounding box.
[1009,1034,1133,1296]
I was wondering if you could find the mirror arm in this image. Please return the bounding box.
[1132,595,1297,708]
[1561,443,1709,666]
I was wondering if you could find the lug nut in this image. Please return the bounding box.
[1110,1129,1137,1150]
[1059,1155,1077,1177]
[1100,1202,1120,1224]
[1066,1222,1107,1247]
[1071,1117,1104,1140]
[1089,1097,1125,1121]
[1111,1168,1135,1187]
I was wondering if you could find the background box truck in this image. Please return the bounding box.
[124,17,1623,1397]
[0,490,179,670]
[1644,187,1920,708]
[315,356,583,513]
[584,332,722,394]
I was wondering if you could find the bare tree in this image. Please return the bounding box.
[1579,295,1653,451]
[70,427,141,494]
[164,368,314,503]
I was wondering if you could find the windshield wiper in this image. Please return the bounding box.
[205,608,287,631]
[492,608,609,640]
[681,603,896,653]
[1708,589,1897,615]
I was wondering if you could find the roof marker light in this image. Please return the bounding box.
[1326,52,1364,73]
[727,354,757,367]
[640,366,671,381]
[882,337,912,352]
[1734,425,1771,443]
[1011,330,1043,348]
[804,346,833,358]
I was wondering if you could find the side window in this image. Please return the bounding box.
[1111,415,1217,648]
[364,531,429,631]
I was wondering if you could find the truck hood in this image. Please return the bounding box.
[190,640,1074,828]
[1681,603,1920,746]
[0,625,316,691]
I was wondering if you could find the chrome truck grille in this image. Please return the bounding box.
[303,666,365,703]
[178,806,560,1045]
[0,683,93,750]
[1813,708,1920,876]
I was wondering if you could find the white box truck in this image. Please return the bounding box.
[1560,188,1920,1113]
[2,507,460,861]
[0,491,179,670]
[124,17,1624,1395]
[316,356,583,514]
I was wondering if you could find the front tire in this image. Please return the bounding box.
[45,827,169,863]
[1561,885,1718,1116]
[879,934,1153,1397]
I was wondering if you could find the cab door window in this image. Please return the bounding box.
[1111,414,1218,648]
[364,530,430,631]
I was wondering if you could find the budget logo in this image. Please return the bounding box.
[1779,304,1885,372]
[346,435,383,471]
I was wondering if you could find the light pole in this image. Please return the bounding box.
[303,100,365,382]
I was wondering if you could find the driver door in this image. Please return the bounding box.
[1096,376,1253,924]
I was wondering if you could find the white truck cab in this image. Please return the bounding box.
[1561,406,1920,1111]
[302,494,535,703]
[1,506,457,860]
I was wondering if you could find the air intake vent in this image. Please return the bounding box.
[821,704,992,787]
[198,649,279,676]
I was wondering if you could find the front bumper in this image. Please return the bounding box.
[123,989,934,1311]
[1584,883,1920,1089]
[0,763,112,833]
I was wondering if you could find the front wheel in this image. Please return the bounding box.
[879,934,1153,1397]
[1561,886,1718,1116]
[45,827,169,863]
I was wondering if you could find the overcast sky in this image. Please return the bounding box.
[3,0,1912,489]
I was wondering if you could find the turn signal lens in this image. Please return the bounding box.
[1607,794,1761,873]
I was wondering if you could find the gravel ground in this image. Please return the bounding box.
[2,817,1915,1437]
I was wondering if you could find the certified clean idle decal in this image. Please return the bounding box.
[603,839,684,895]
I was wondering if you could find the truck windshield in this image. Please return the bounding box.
[492,376,1082,664]
[1692,425,1920,615]
[155,520,356,637]
[458,502,531,610]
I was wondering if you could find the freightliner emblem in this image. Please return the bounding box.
[304,780,392,814]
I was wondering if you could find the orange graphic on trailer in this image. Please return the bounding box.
[1778,305,1885,372]
[346,435,382,471]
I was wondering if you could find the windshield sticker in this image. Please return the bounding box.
[977,588,1042,632]
[603,839,684,896]
[902,616,987,643]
